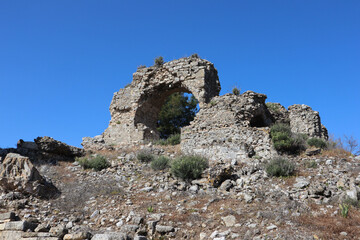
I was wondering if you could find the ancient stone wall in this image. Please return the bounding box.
[83,56,221,147]
[181,92,277,163]
[288,104,328,140]
[82,57,329,160]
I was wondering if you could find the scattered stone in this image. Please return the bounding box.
[221,215,236,227]
[155,225,174,234]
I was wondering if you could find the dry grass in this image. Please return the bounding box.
[321,148,352,158]
[296,204,360,239]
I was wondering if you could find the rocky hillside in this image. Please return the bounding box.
[1,138,360,240]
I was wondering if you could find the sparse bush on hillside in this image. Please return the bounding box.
[171,155,208,181]
[232,87,240,96]
[155,133,181,146]
[137,151,155,163]
[307,137,327,149]
[151,156,170,170]
[137,65,146,69]
[76,155,110,171]
[270,123,306,154]
[265,157,295,177]
[154,56,164,67]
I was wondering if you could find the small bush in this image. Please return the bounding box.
[156,134,181,146]
[171,155,208,181]
[151,156,170,170]
[265,157,295,177]
[137,151,155,163]
[137,65,146,69]
[232,87,240,96]
[307,138,327,149]
[292,133,307,151]
[77,155,110,171]
[270,123,306,154]
[270,123,292,136]
[191,53,200,58]
[154,56,164,67]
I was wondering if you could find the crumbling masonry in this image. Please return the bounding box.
[82,57,328,161]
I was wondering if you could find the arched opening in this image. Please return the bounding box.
[250,114,268,127]
[156,92,199,142]
[134,87,199,143]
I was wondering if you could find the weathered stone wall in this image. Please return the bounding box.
[82,57,329,160]
[83,56,221,147]
[181,92,277,163]
[288,104,328,140]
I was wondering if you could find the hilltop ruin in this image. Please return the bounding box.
[82,57,328,161]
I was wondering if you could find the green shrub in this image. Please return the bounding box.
[171,155,208,181]
[154,56,164,67]
[307,138,327,149]
[292,133,307,151]
[191,53,200,58]
[77,155,110,171]
[156,134,181,146]
[270,123,306,154]
[272,131,294,152]
[265,157,295,177]
[270,123,292,136]
[137,151,155,163]
[232,87,240,96]
[151,156,170,170]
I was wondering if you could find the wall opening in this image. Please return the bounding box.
[250,114,269,127]
[157,92,199,140]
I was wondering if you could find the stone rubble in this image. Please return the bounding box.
[1,144,359,239]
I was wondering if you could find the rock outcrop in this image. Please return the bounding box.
[0,137,85,163]
[0,153,59,199]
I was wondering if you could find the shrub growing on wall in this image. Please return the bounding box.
[307,137,327,149]
[270,123,306,154]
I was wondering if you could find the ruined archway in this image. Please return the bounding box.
[100,57,221,145]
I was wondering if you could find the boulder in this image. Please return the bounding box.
[0,153,59,199]
[34,136,84,158]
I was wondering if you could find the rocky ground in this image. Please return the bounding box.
[1,143,360,240]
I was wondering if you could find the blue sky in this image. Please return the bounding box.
[1,1,359,148]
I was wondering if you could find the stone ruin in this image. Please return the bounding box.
[82,57,328,162]
[82,56,220,148]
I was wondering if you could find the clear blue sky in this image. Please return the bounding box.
[1,1,359,148]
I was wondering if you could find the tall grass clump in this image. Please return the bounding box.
[77,155,110,171]
[151,156,170,170]
[265,157,295,177]
[171,155,208,181]
[232,87,240,96]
